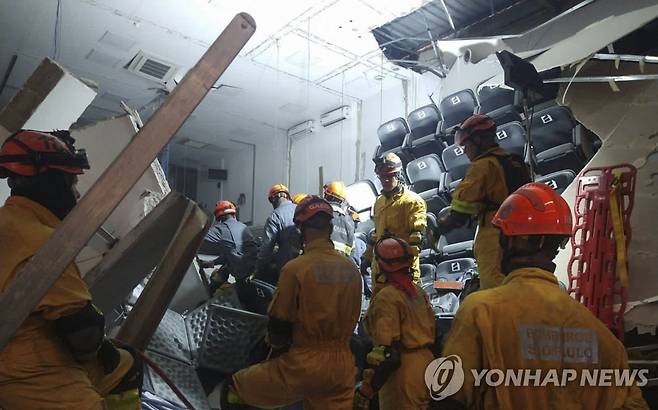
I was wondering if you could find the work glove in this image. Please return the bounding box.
[97,339,121,374]
[366,345,386,366]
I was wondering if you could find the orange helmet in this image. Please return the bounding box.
[374,152,402,176]
[323,181,347,203]
[292,193,308,204]
[492,182,572,236]
[375,236,413,273]
[455,114,496,146]
[214,200,236,218]
[0,130,89,178]
[293,195,333,225]
[268,184,291,201]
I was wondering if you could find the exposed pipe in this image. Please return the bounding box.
[0,54,17,97]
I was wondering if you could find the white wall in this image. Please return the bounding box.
[289,105,358,196]
[193,131,287,226]
[358,76,433,183]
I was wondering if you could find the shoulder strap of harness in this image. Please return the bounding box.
[482,151,531,211]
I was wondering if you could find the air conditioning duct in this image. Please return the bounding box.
[126,50,178,83]
[320,105,351,127]
[287,120,315,138]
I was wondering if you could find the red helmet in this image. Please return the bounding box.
[293,195,333,225]
[268,184,291,201]
[374,152,403,176]
[0,130,89,177]
[375,236,413,273]
[454,114,496,146]
[214,200,236,218]
[492,182,573,236]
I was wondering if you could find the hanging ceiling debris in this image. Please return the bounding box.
[371,0,586,72]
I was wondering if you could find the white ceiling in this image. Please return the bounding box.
[0,0,423,164]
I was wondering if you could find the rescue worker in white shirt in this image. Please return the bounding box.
[355,235,435,410]
[0,130,142,410]
[362,152,427,293]
[224,196,362,409]
[439,183,649,410]
[323,180,356,259]
[256,184,299,285]
[435,114,530,289]
[197,200,258,304]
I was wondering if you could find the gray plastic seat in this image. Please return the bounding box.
[441,144,471,192]
[406,154,449,215]
[406,104,444,158]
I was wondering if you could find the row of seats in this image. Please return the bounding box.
[376,87,588,186]
[417,166,576,266]
[376,85,521,163]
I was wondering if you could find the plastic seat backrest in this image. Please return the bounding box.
[530,106,575,153]
[441,144,470,183]
[495,121,527,158]
[536,169,576,194]
[407,104,440,143]
[440,89,477,129]
[406,154,444,193]
[377,117,409,152]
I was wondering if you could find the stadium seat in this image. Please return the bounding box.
[530,105,583,174]
[441,144,470,191]
[376,117,412,165]
[536,169,576,194]
[405,104,445,158]
[477,85,522,125]
[406,154,449,215]
[439,89,478,131]
[435,206,475,260]
[435,258,477,282]
[495,121,527,158]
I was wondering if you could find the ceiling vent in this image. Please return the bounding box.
[126,50,177,83]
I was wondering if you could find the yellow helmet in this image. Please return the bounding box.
[323,181,347,203]
[268,184,291,201]
[292,193,308,204]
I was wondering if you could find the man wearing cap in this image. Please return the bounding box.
[224,196,362,409]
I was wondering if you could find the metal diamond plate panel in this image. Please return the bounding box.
[148,309,192,364]
[184,287,243,360]
[143,350,210,410]
[196,305,267,373]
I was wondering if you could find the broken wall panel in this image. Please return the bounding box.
[73,115,170,237]
[0,57,96,142]
[554,61,658,333]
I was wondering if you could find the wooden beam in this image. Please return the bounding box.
[84,192,190,313]
[115,203,211,351]
[0,13,256,350]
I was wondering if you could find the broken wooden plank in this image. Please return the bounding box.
[85,192,190,313]
[115,202,211,351]
[0,13,256,350]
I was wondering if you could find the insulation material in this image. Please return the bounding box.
[554,61,658,334]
